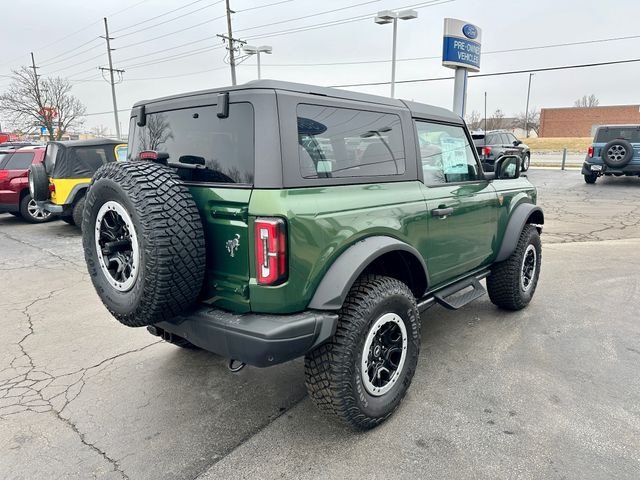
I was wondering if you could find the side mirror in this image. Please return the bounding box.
[495,155,521,180]
[513,139,522,146]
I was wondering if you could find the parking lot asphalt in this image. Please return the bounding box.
[1,169,639,480]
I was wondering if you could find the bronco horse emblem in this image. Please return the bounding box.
[226,234,241,257]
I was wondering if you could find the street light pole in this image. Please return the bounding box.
[242,45,272,80]
[390,17,398,98]
[374,9,418,98]
[524,73,534,138]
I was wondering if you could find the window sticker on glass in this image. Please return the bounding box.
[440,137,468,175]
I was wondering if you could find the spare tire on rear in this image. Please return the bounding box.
[82,161,206,327]
[601,139,633,168]
[29,163,49,201]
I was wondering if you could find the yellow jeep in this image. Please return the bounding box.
[29,139,126,228]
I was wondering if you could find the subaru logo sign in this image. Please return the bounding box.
[462,23,478,39]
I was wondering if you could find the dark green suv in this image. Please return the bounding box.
[81,81,543,429]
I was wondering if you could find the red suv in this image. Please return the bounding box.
[0,146,51,223]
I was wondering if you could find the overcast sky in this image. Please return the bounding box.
[1,0,639,135]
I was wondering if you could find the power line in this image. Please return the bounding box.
[243,33,640,68]
[39,38,103,67]
[0,0,151,68]
[236,0,296,12]
[117,15,227,51]
[235,0,380,33]
[242,0,452,41]
[115,0,448,71]
[112,0,214,34]
[116,1,225,39]
[329,57,640,88]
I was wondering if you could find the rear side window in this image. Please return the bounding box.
[595,127,640,143]
[2,152,34,170]
[415,121,481,185]
[297,104,405,179]
[128,103,255,184]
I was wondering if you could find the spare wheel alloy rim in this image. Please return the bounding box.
[95,201,139,292]
[361,313,408,397]
[607,145,626,162]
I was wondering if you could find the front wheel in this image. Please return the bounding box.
[487,224,541,310]
[304,275,420,430]
[584,173,598,184]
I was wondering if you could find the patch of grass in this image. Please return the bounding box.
[525,137,592,153]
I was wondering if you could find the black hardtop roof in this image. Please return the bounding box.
[49,138,121,148]
[132,79,462,124]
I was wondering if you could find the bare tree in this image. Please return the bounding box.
[139,113,173,151]
[0,67,86,140]
[91,125,109,137]
[514,109,540,136]
[574,94,599,108]
[485,109,507,130]
[465,110,482,130]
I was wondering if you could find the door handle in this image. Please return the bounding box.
[431,207,454,218]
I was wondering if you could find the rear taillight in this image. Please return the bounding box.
[0,171,8,181]
[48,183,55,192]
[255,217,287,285]
[139,150,158,160]
[587,146,594,158]
[482,146,492,156]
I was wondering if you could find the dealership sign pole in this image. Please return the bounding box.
[442,18,482,118]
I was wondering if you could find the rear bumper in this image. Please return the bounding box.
[582,161,640,176]
[153,307,339,367]
[39,201,67,214]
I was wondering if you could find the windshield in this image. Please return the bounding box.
[595,127,640,143]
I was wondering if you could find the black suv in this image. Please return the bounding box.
[472,130,530,172]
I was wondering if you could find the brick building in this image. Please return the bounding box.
[539,105,640,137]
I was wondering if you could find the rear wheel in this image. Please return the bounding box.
[304,275,420,429]
[19,194,51,223]
[584,172,598,184]
[72,196,85,230]
[521,153,530,172]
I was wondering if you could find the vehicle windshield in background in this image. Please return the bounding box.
[595,127,640,143]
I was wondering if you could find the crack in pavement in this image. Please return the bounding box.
[0,230,87,274]
[0,261,160,479]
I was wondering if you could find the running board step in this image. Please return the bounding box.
[433,277,487,310]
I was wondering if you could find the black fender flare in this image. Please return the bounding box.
[65,183,90,205]
[495,204,544,262]
[308,236,430,311]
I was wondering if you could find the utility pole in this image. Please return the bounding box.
[524,73,534,138]
[30,52,42,103]
[100,17,124,139]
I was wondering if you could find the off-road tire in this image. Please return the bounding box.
[304,275,420,430]
[72,196,85,230]
[61,216,75,225]
[82,161,206,327]
[583,173,598,184]
[19,194,51,223]
[487,224,541,310]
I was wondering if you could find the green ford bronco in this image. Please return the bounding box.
[81,80,543,429]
